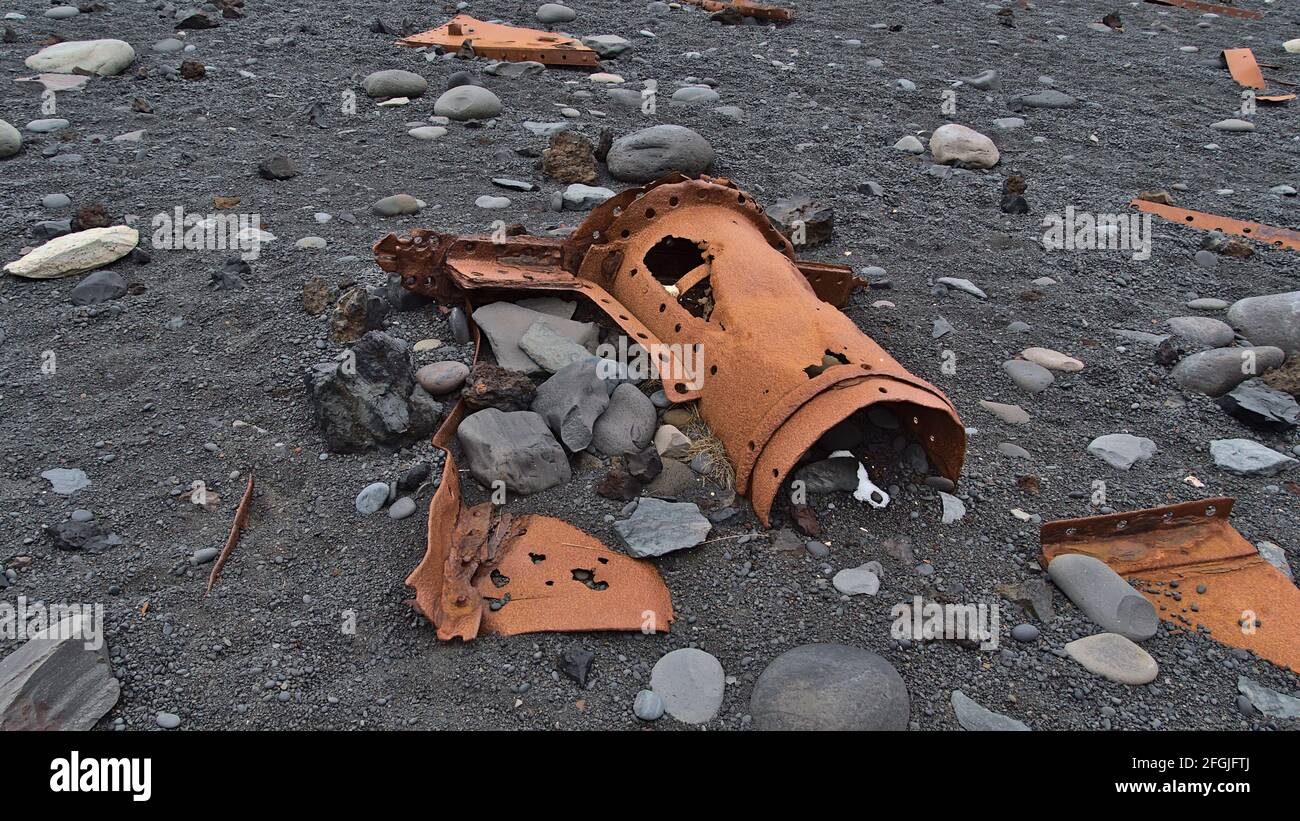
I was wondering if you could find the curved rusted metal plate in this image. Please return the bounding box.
[398,15,601,68]
[1041,498,1300,674]
[403,310,673,641]
[679,0,793,22]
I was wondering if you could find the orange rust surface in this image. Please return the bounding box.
[679,0,794,22]
[1144,0,1263,19]
[1131,199,1300,252]
[403,313,673,641]
[1042,498,1300,674]
[377,175,966,530]
[398,15,600,68]
[1223,48,1266,90]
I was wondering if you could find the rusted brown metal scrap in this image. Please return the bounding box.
[375,174,966,641]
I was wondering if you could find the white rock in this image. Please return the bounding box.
[25,39,136,76]
[4,226,139,280]
[929,123,999,168]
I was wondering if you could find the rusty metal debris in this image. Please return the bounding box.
[679,0,794,23]
[1144,0,1264,19]
[1130,199,1300,252]
[1041,498,1300,673]
[398,15,600,68]
[403,331,673,641]
[206,471,254,596]
[377,174,966,538]
[1222,48,1296,103]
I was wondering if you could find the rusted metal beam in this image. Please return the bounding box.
[398,15,600,68]
[1131,199,1300,252]
[1042,498,1300,674]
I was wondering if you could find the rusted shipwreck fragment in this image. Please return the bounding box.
[377,174,965,639]
[398,15,600,68]
[679,0,794,23]
[1042,498,1300,673]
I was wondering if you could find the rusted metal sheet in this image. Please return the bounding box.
[679,0,794,22]
[398,15,600,68]
[1224,48,1266,89]
[1221,48,1295,102]
[1042,498,1300,674]
[377,175,966,533]
[403,313,673,641]
[1144,0,1263,19]
[1131,199,1300,252]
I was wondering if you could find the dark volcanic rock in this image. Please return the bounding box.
[305,331,442,452]
[461,363,536,412]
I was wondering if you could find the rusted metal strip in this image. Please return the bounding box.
[679,0,794,22]
[1131,199,1300,252]
[1144,0,1264,19]
[398,15,600,68]
[1042,498,1300,673]
[402,306,673,641]
[206,471,254,596]
[378,175,966,530]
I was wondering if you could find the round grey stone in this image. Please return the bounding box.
[750,644,909,731]
[416,361,469,395]
[362,69,428,99]
[536,3,577,23]
[433,86,502,121]
[156,712,182,729]
[1010,623,1039,643]
[355,482,390,514]
[606,125,714,182]
[387,497,417,519]
[650,648,724,724]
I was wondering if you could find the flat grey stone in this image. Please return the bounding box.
[1064,633,1158,685]
[1217,379,1299,431]
[561,183,615,210]
[1209,438,1298,477]
[0,614,120,730]
[937,277,987,298]
[1166,316,1235,349]
[41,468,89,494]
[1086,433,1157,470]
[1171,346,1285,396]
[472,301,598,373]
[1237,676,1300,719]
[69,270,126,306]
[1256,541,1293,580]
[1048,554,1158,640]
[978,400,1030,425]
[749,644,909,731]
[951,690,1029,731]
[591,382,656,456]
[651,648,724,724]
[1003,359,1054,393]
[939,491,966,523]
[1009,89,1078,109]
[518,321,593,373]
[614,497,710,557]
[362,69,428,99]
[457,408,570,494]
[671,85,720,105]
[485,60,547,79]
[832,563,881,596]
[581,34,632,58]
[531,358,612,452]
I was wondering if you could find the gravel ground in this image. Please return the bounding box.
[2,0,1298,730]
